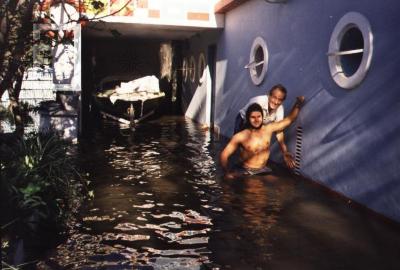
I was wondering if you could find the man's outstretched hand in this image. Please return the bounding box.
[283,151,296,169]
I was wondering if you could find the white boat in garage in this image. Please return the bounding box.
[93,75,165,124]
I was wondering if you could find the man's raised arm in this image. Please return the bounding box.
[268,96,305,133]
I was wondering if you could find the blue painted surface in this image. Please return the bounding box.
[181,0,400,222]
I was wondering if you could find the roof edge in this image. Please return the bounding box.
[214,0,249,14]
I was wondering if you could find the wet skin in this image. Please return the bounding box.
[220,97,304,180]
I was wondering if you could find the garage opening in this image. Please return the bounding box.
[80,33,184,134]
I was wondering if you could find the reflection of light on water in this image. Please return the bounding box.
[201,205,224,212]
[39,118,226,269]
[140,256,211,270]
[176,237,209,245]
[83,215,116,222]
[137,192,153,196]
[102,233,150,242]
[159,221,182,229]
[150,210,213,225]
[114,223,139,231]
[155,229,210,243]
[133,203,155,209]
[38,233,137,269]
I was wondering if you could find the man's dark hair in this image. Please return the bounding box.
[268,84,287,100]
[245,103,263,129]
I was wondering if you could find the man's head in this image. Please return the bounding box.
[245,103,263,130]
[267,84,287,111]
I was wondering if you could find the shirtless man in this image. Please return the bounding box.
[220,97,305,179]
[234,84,296,169]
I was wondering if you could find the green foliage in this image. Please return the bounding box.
[0,132,84,234]
[1,132,87,267]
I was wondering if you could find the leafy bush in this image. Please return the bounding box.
[0,132,85,266]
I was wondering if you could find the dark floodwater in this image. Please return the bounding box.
[40,116,400,270]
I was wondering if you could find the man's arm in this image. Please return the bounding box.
[268,96,305,133]
[220,135,241,173]
[274,106,295,167]
[276,131,296,169]
[276,131,287,152]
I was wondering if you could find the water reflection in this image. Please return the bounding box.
[40,117,224,269]
[206,174,294,269]
[37,116,400,270]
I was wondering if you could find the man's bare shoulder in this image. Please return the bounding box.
[261,124,275,134]
[233,129,250,141]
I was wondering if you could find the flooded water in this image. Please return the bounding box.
[39,116,400,270]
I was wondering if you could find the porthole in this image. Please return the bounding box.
[247,36,269,85]
[198,53,206,84]
[328,12,373,89]
[189,56,196,83]
[182,57,188,82]
[340,27,363,76]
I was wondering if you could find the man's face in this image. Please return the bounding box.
[268,89,285,111]
[249,111,263,129]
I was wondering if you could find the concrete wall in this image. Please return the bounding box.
[181,0,400,223]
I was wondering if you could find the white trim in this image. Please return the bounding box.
[189,56,196,83]
[205,64,212,126]
[98,9,224,29]
[198,52,206,84]
[182,57,188,82]
[328,12,373,89]
[248,36,269,86]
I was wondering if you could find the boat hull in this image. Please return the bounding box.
[93,93,165,121]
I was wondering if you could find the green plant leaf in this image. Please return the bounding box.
[20,183,41,197]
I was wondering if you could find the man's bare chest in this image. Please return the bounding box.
[242,135,270,154]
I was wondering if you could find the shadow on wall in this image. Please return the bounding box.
[38,93,80,142]
[39,114,78,142]
[214,68,249,137]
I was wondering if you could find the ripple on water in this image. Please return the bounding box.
[150,210,213,225]
[83,215,116,222]
[133,203,156,209]
[39,118,227,269]
[114,223,139,231]
[101,232,150,242]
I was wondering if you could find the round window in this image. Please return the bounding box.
[247,36,269,85]
[182,57,188,82]
[328,12,373,89]
[189,56,196,83]
[198,53,206,84]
